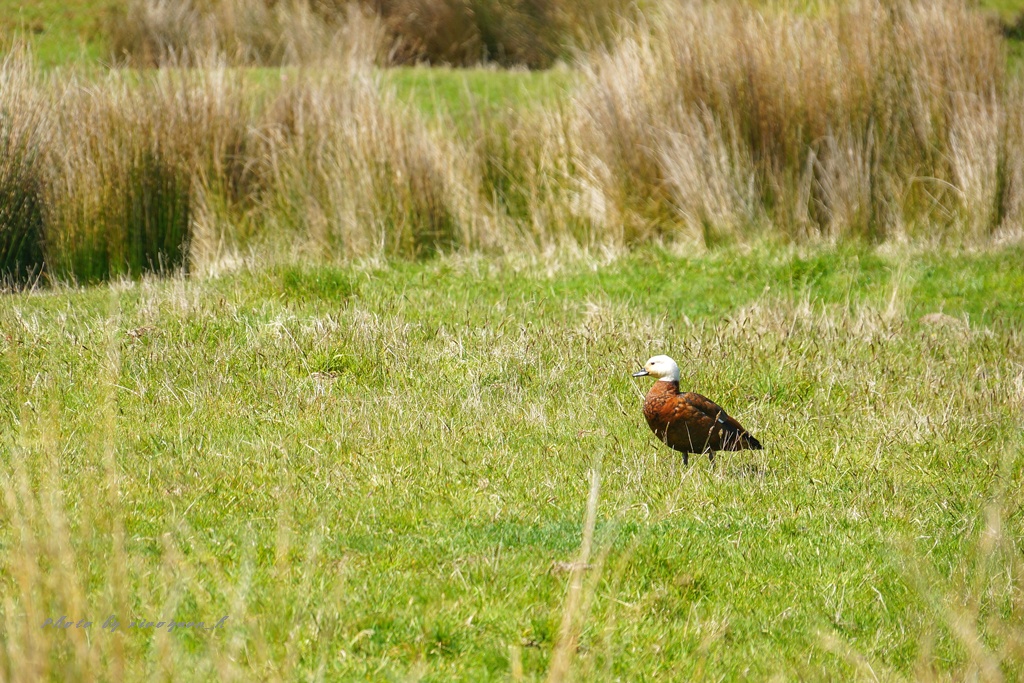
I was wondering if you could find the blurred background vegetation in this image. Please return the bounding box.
[1,1,1023,286]
[2,0,1024,69]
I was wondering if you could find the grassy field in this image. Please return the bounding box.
[0,0,111,66]
[386,66,572,121]
[2,245,1023,680]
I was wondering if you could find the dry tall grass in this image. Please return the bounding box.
[575,0,1019,243]
[107,0,389,66]
[107,0,637,67]
[43,65,257,283]
[0,52,49,286]
[258,65,486,258]
[470,105,606,250]
[1,44,487,283]
[3,0,1024,285]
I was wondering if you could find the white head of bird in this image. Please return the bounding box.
[633,355,680,383]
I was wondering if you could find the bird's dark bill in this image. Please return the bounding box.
[632,370,649,377]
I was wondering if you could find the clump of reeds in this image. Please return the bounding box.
[469,105,605,251]
[6,0,1024,284]
[575,0,1017,243]
[0,51,49,287]
[107,0,635,68]
[107,0,388,67]
[42,64,257,283]
[44,88,192,283]
[257,61,482,259]
[379,0,563,68]
[0,35,495,280]
[378,0,638,67]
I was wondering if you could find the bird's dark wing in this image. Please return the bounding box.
[682,393,762,451]
[660,397,716,453]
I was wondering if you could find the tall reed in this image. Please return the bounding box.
[0,52,48,286]
[470,105,602,251]
[257,63,483,259]
[574,0,1016,243]
[5,1,1023,284]
[107,0,636,68]
[43,65,256,283]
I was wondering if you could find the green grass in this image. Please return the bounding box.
[2,245,1023,680]
[981,0,1024,22]
[386,66,574,122]
[0,0,113,66]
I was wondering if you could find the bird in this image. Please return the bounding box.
[633,355,762,465]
